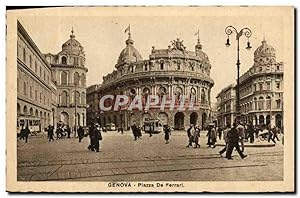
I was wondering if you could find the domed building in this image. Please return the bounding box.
[90,32,214,130]
[45,29,88,129]
[217,39,284,128]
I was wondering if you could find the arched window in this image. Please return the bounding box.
[61,71,68,85]
[61,91,68,105]
[160,63,164,70]
[74,72,80,86]
[254,97,257,110]
[61,56,67,64]
[258,96,264,110]
[266,96,271,109]
[81,92,85,104]
[276,99,281,109]
[81,74,85,86]
[201,89,206,104]
[72,91,80,104]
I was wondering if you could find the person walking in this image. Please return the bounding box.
[47,125,55,142]
[78,126,84,142]
[88,124,95,151]
[23,125,30,143]
[226,122,247,160]
[217,126,222,140]
[237,122,245,152]
[247,123,255,143]
[131,124,138,141]
[267,125,276,144]
[219,123,231,156]
[66,125,71,138]
[92,125,102,152]
[186,124,193,147]
[194,125,201,148]
[209,125,217,148]
[164,125,171,144]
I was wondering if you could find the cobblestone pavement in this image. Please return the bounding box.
[17,131,283,181]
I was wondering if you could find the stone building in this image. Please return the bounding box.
[88,33,214,130]
[86,84,101,125]
[17,21,56,131]
[44,29,88,128]
[216,84,236,127]
[216,39,284,129]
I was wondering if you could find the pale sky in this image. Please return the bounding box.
[17,8,285,103]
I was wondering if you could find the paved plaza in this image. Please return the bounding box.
[17,131,283,181]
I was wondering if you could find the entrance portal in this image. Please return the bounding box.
[174,112,184,130]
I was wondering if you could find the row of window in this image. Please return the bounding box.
[18,78,51,107]
[59,91,86,105]
[60,71,85,86]
[18,44,51,85]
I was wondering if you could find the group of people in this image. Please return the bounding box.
[186,124,201,148]
[87,123,102,152]
[19,125,31,143]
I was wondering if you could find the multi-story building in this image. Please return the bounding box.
[239,39,283,128]
[44,29,88,128]
[87,33,214,130]
[17,21,88,133]
[86,84,101,125]
[17,21,56,131]
[216,39,284,129]
[216,84,236,127]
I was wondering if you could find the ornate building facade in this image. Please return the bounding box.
[216,39,284,129]
[17,21,57,131]
[87,33,214,130]
[17,21,88,133]
[216,83,236,127]
[44,29,88,128]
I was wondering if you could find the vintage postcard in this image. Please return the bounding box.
[6,6,294,192]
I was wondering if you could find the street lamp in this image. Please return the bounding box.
[225,25,252,123]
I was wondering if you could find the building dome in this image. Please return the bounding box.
[61,29,84,55]
[254,39,276,59]
[195,40,209,62]
[116,35,142,67]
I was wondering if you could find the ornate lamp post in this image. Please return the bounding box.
[225,25,252,123]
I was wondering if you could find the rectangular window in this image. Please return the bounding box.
[276,82,280,89]
[40,67,42,77]
[40,93,42,103]
[35,90,37,100]
[259,84,263,91]
[30,86,32,98]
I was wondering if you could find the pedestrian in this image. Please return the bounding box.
[273,126,280,141]
[164,125,171,144]
[131,124,138,141]
[267,125,276,144]
[66,125,71,138]
[137,126,142,139]
[186,124,193,147]
[209,125,217,148]
[78,126,84,142]
[92,125,102,152]
[149,123,153,137]
[47,125,55,142]
[247,123,255,143]
[206,126,211,146]
[23,125,30,143]
[217,126,222,140]
[219,123,231,156]
[237,122,245,152]
[194,125,201,148]
[226,122,247,160]
[88,124,95,151]
[19,126,25,140]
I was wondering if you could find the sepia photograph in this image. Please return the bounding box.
[6,6,294,192]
